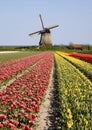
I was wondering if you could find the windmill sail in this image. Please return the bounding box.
[47,25,59,30]
[39,14,44,29]
[29,30,41,36]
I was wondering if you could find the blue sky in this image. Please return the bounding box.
[0,0,92,46]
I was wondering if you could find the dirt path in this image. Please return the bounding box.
[36,64,60,130]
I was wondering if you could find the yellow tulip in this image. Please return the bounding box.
[67,120,73,128]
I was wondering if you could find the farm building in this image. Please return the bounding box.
[71,44,83,50]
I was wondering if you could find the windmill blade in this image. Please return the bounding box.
[29,30,41,36]
[47,24,59,30]
[39,14,44,30]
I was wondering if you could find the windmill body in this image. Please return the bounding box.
[39,29,52,46]
[29,14,59,47]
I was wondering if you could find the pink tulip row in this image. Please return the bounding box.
[0,52,53,130]
[0,52,48,84]
[0,57,23,68]
[0,54,38,68]
[66,52,92,62]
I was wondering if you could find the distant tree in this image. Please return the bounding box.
[87,44,90,50]
[68,42,74,49]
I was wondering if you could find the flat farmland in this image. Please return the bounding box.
[0,51,92,130]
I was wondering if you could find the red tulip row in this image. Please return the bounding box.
[0,52,47,84]
[0,52,53,130]
[66,52,92,62]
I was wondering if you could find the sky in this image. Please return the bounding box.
[0,0,92,46]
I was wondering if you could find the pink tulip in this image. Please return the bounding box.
[0,114,6,119]
[29,120,34,125]
[25,125,33,130]
[8,123,16,130]
[9,119,19,126]
[0,123,3,128]
[3,120,9,126]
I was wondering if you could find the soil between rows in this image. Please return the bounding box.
[36,62,60,130]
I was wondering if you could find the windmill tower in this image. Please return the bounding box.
[29,14,59,47]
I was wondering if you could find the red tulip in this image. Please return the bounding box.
[32,114,37,120]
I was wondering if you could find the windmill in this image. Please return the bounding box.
[29,14,59,47]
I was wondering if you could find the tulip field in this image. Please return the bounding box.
[56,52,92,81]
[0,51,92,130]
[55,52,92,130]
[65,52,92,63]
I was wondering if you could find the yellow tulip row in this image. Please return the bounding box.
[54,53,92,130]
[56,51,92,82]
